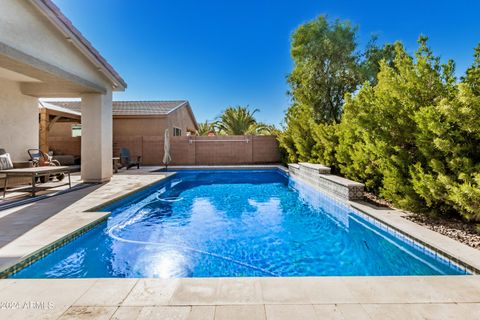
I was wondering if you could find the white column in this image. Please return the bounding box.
[81,90,113,183]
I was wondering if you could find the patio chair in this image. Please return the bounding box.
[27,149,65,182]
[0,148,32,189]
[119,147,141,170]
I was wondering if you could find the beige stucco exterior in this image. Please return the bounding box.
[0,1,112,93]
[113,117,169,137]
[47,103,198,158]
[50,114,195,140]
[0,79,38,161]
[113,106,198,137]
[0,0,126,182]
[81,91,113,182]
[167,105,198,135]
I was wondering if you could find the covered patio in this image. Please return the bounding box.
[0,0,126,184]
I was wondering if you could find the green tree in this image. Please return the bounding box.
[280,16,480,221]
[196,120,216,136]
[361,37,396,85]
[411,45,480,220]
[288,15,361,124]
[245,123,279,136]
[280,16,394,164]
[217,106,273,135]
[278,104,317,162]
[337,38,455,211]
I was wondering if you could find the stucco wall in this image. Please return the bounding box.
[48,109,193,156]
[48,121,81,156]
[168,107,197,134]
[53,117,192,139]
[0,0,111,89]
[113,117,169,137]
[113,108,196,137]
[0,78,38,160]
[49,121,79,137]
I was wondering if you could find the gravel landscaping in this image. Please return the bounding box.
[405,214,480,249]
[363,192,480,250]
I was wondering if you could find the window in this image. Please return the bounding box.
[71,124,81,137]
[173,127,182,136]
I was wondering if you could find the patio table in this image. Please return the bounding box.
[0,166,71,198]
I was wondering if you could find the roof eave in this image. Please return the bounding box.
[29,0,127,91]
[166,101,199,130]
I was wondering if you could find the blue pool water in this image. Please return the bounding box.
[12,170,466,278]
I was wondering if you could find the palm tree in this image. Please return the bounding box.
[245,123,279,136]
[216,106,259,135]
[197,120,216,136]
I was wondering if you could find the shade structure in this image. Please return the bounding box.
[163,128,172,167]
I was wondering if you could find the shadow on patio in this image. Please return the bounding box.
[0,183,102,250]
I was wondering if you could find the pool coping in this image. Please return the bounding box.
[1,165,479,279]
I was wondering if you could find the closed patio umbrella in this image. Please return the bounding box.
[163,128,172,170]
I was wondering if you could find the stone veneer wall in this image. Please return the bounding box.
[288,163,364,201]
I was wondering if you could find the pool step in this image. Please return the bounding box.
[288,162,364,201]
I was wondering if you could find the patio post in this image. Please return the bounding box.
[39,107,49,154]
[80,90,113,183]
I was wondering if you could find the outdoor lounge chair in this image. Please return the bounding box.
[119,147,141,170]
[28,149,61,167]
[0,148,32,189]
[27,149,65,182]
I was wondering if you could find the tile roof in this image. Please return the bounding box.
[48,101,189,116]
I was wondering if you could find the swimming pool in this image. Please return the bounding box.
[11,169,467,278]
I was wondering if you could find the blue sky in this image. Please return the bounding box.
[55,0,480,126]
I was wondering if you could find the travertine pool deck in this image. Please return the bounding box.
[0,276,479,319]
[0,166,479,319]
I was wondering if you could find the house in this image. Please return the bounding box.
[39,100,198,158]
[0,0,126,182]
[48,100,198,137]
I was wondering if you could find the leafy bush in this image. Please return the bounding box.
[411,45,480,220]
[279,14,480,221]
[337,39,454,212]
[278,104,316,162]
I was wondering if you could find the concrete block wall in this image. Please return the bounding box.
[50,135,280,166]
[116,135,281,165]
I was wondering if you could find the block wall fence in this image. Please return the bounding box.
[48,135,281,165]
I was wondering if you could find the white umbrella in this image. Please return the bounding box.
[163,128,172,170]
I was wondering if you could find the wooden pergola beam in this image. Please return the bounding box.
[47,115,61,131]
[38,104,81,154]
[39,107,49,153]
